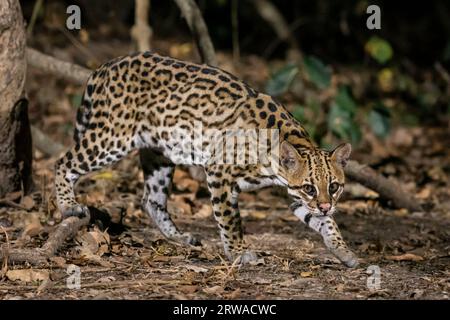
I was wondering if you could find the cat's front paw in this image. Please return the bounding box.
[331,247,359,268]
[62,204,90,219]
[228,250,258,265]
[179,232,202,246]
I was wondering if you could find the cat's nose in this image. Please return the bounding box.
[319,202,331,214]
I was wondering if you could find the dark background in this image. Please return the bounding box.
[20,0,450,65]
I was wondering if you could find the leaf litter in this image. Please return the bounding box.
[0,54,448,300]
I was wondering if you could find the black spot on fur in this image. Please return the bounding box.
[267,115,276,127]
[152,56,162,63]
[86,84,94,96]
[268,102,277,112]
[305,213,312,226]
[212,197,220,204]
[201,68,218,75]
[175,72,188,81]
[256,99,264,108]
[187,65,200,72]
[218,75,230,82]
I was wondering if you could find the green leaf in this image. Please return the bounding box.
[401,114,419,126]
[334,86,357,114]
[291,105,306,122]
[71,94,83,108]
[307,98,321,117]
[327,102,349,138]
[348,121,362,144]
[365,36,393,64]
[368,103,391,138]
[265,63,299,96]
[303,55,331,89]
[328,86,361,143]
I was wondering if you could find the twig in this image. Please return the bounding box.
[434,62,450,94]
[0,226,9,278]
[57,26,100,65]
[345,160,422,212]
[173,0,217,66]
[30,125,65,156]
[0,198,27,210]
[250,0,303,62]
[434,62,450,82]
[0,214,90,265]
[231,0,240,64]
[131,0,152,51]
[26,47,91,85]
[26,0,43,37]
[263,18,306,60]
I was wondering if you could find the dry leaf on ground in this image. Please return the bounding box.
[193,204,212,219]
[168,195,193,215]
[21,196,35,210]
[49,256,67,268]
[179,285,199,294]
[173,169,199,194]
[203,285,224,295]
[185,265,209,273]
[21,213,43,238]
[385,253,424,262]
[6,269,49,283]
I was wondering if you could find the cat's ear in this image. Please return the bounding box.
[280,141,299,171]
[331,143,352,168]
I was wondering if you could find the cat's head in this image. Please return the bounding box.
[279,141,351,216]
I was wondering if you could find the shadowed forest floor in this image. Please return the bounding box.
[0,21,449,298]
[0,126,448,299]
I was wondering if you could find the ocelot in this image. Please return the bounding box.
[55,51,358,267]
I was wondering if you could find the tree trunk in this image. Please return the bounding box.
[0,0,31,198]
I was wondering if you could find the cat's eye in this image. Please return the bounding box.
[329,182,340,194]
[302,184,316,196]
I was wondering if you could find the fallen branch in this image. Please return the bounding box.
[0,215,90,265]
[173,0,217,66]
[30,125,65,156]
[0,198,27,210]
[26,47,89,156]
[345,160,422,212]
[26,47,91,85]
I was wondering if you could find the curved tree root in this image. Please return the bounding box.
[345,160,422,212]
[0,214,90,266]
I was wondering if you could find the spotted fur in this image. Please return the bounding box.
[55,52,357,267]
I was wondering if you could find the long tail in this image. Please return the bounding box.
[73,87,93,143]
